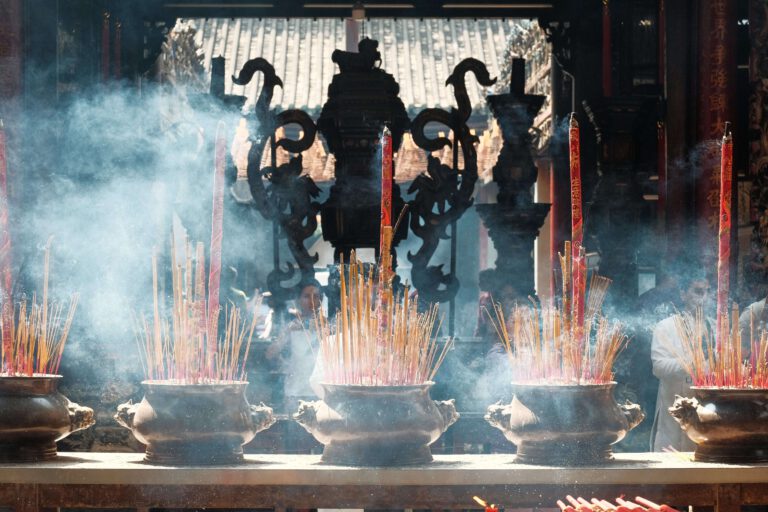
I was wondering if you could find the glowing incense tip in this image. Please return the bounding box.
[569,112,578,128]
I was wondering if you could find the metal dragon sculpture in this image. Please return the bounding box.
[233,58,320,309]
[408,58,496,304]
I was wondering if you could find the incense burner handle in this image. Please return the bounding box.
[669,395,705,430]
[434,399,459,431]
[67,399,96,433]
[249,403,277,433]
[620,400,645,431]
[114,400,138,430]
[484,400,515,435]
[293,400,320,430]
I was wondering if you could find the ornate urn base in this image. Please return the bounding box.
[486,383,644,465]
[670,387,768,463]
[294,383,458,466]
[0,375,94,462]
[115,381,275,465]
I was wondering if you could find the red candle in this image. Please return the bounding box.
[716,122,733,352]
[101,11,110,82]
[113,20,121,80]
[569,114,585,347]
[379,125,393,276]
[208,122,227,351]
[380,126,393,226]
[0,120,12,372]
[602,0,612,97]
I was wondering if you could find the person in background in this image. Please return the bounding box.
[650,269,711,452]
[739,294,768,349]
[635,266,681,319]
[614,265,680,452]
[265,279,324,413]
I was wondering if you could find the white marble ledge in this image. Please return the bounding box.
[0,452,764,486]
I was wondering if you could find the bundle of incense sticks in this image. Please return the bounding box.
[557,495,679,512]
[314,250,451,386]
[672,305,768,388]
[134,234,259,384]
[489,244,625,384]
[1,242,79,376]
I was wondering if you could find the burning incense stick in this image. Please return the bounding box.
[134,233,260,384]
[1,242,79,376]
[315,250,450,386]
[716,122,732,353]
[489,254,625,384]
[208,122,227,345]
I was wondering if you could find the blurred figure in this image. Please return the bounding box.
[614,265,680,452]
[739,294,768,347]
[650,270,711,452]
[265,279,324,412]
[635,266,681,319]
[474,269,498,341]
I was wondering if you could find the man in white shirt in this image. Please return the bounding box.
[650,271,710,452]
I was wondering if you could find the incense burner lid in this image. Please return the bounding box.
[670,387,768,463]
[294,382,458,466]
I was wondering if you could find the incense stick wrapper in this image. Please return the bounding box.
[569,114,585,347]
[208,122,227,349]
[716,123,732,352]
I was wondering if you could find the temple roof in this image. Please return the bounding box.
[190,17,528,116]
[190,17,541,184]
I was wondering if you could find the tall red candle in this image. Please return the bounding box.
[602,0,612,97]
[208,122,227,350]
[0,120,12,371]
[379,125,393,273]
[113,20,121,80]
[376,126,394,348]
[569,114,585,346]
[380,126,393,227]
[716,122,733,351]
[101,11,110,82]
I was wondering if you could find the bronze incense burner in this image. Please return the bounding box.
[0,375,94,461]
[294,382,458,466]
[486,382,644,465]
[115,381,275,465]
[670,387,768,463]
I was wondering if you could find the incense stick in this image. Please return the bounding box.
[316,250,450,386]
[0,242,79,376]
[134,233,260,384]
[671,305,768,388]
[488,250,624,385]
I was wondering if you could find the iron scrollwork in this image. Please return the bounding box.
[408,58,496,304]
[233,58,320,308]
